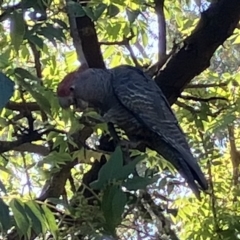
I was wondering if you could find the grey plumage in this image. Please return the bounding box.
[61,65,208,198]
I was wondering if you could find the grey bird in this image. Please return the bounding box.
[57,65,208,198]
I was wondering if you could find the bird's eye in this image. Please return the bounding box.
[70,86,75,91]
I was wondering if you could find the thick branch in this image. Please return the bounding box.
[6,101,40,111]
[0,130,47,154]
[155,0,240,105]
[154,0,166,60]
[74,0,105,68]
[65,0,88,67]
[13,143,50,156]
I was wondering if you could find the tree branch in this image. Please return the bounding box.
[186,82,228,89]
[155,0,240,105]
[28,41,42,79]
[6,101,40,111]
[74,0,105,68]
[0,129,48,154]
[13,143,50,156]
[154,0,167,61]
[65,0,88,68]
[180,95,228,102]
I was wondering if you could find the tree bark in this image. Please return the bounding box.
[155,0,240,105]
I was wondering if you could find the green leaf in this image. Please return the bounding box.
[115,154,146,180]
[26,201,47,226]
[126,8,140,24]
[90,147,123,190]
[123,176,155,191]
[102,185,127,234]
[14,67,40,82]
[103,46,115,59]
[67,1,85,17]
[0,179,7,193]
[0,72,15,110]
[52,19,68,30]
[94,3,107,20]
[10,199,30,237]
[233,35,240,44]
[28,35,44,49]
[39,23,65,46]
[10,10,25,51]
[14,68,51,115]
[42,204,58,239]
[111,187,127,226]
[24,201,46,235]
[107,4,120,18]
[43,152,73,166]
[64,51,78,71]
[0,198,11,231]
[0,51,10,68]
[141,32,148,47]
[83,6,96,21]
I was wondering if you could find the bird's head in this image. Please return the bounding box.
[57,65,89,110]
[57,71,77,108]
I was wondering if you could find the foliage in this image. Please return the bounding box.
[0,0,239,239]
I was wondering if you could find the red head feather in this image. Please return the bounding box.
[57,64,88,97]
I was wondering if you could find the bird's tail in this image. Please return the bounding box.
[152,140,208,199]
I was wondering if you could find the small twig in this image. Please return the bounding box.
[125,42,140,67]
[176,100,200,114]
[176,100,226,117]
[28,39,48,122]
[180,95,228,102]
[186,82,228,89]
[21,152,33,198]
[134,41,149,59]
[68,174,76,193]
[99,31,135,46]
[146,43,178,77]
[28,41,42,78]
[100,29,141,67]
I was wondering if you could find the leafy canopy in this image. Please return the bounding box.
[0,0,239,239]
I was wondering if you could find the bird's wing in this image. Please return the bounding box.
[111,66,207,192]
[111,66,183,143]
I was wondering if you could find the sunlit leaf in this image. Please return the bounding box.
[90,146,123,190]
[67,1,85,17]
[10,199,30,237]
[0,198,11,231]
[107,4,120,18]
[123,176,156,191]
[126,8,140,24]
[24,201,46,235]
[102,185,127,234]
[94,3,107,20]
[10,10,25,51]
[42,204,58,239]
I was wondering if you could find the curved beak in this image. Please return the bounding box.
[58,96,74,109]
